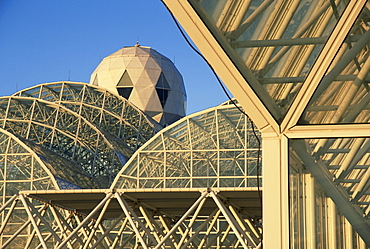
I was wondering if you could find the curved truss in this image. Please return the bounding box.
[0,128,96,196]
[0,128,99,245]
[112,103,261,189]
[14,82,161,148]
[0,96,134,187]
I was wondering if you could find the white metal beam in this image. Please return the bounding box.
[282,0,368,131]
[284,124,370,139]
[154,191,208,249]
[56,192,113,249]
[292,140,370,246]
[262,133,289,249]
[82,198,112,249]
[18,194,48,249]
[210,191,252,248]
[115,193,151,249]
[162,0,280,134]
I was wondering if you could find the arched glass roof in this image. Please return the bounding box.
[0,128,98,203]
[14,82,162,147]
[0,96,141,187]
[112,102,261,189]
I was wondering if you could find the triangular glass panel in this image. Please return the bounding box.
[117,71,133,87]
[156,72,170,89]
[183,0,356,122]
[156,88,170,108]
[299,6,370,125]
[117,87,133,100]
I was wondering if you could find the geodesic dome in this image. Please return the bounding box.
[90,44,187,126]
[112,101,261,189]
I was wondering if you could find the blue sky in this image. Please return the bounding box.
[0,0,229,114]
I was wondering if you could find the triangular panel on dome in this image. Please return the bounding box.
[134,70,156,87]
[152,112,164,124]
[108,68,124,82]
[117,71,134,87]
[135,85,156,97]
[156,72,171,90]
[127,57,146,69]
[92,74,99,86]
[110,57,125,70]
[143,57,161,70]
[162,70,175,84]
[117,87,133,100]
[137,55,150,66]
[144,68,161,83]
[156,88,170,108]
[122,56,134,66]
[121,47,136,54]
[159,60,175,73]
[133,46,151,55]
[144,91,163,112]
[163,94,178,114]
[129,89,150,110]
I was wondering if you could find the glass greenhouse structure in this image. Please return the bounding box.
[0,96,262,248]
[163,0,370,248]
[112,102,261,190]
[0,0,369,248]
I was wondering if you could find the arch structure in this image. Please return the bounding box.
[112,102,261,189]
[14,82,162,149]
[0,128,98,246]
[11,81,161,187]
[0,102,263,248]
[163,0,370,248]
[0,82,164,248]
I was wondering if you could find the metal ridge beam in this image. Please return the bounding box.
[282,0,368,131]
[285,124,370,138]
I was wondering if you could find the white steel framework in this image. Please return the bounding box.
[0,98,263,248]
[0,188,261,248]
[112,102,261,190]
[162,0,370,248]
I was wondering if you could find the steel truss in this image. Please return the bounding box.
[0,189,261,248]
[163,0,370,247]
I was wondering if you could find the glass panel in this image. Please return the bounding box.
[117,87,133,99]
[303,137,370,212]
[300,6,370,124]
[190,0,350,119]
[112,104,262,189]
[289,137,370,248]
[6,155,32,180]
[166,151,191,178]
[117,71,134,86]
[156,72,170,89]
[5,182,32,197]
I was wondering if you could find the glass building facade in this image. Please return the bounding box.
[163,0,370,248]
[0,0,369,247]
[112,102,261,190]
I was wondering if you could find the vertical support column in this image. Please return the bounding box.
[327,198,337,248]
[344,218,353,249]
[305,174,316,249]
[262,133,289,249]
